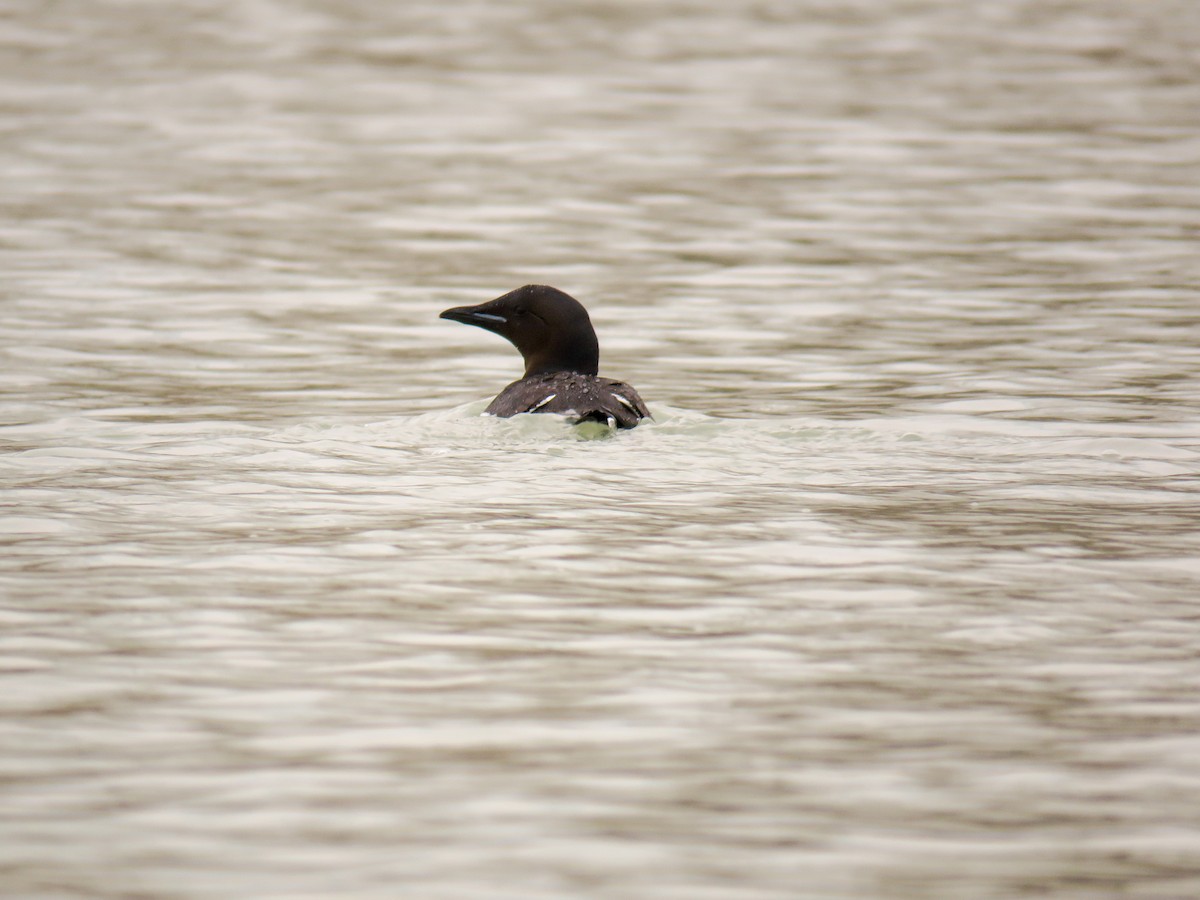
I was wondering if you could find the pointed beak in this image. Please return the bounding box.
[440,305,508,329]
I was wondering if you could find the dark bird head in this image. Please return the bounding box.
[440,284,600,378]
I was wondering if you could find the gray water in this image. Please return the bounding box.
[3,1,1200,898]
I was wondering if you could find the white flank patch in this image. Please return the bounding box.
[529,393,557,412]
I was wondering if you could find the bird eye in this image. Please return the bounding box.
[514,307,527,317]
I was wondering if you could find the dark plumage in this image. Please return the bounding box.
[440,285,650,429]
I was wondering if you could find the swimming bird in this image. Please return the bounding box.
[440,284,650,429]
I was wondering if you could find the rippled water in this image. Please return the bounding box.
[4,1,1200,897]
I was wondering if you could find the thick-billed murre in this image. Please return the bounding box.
[440,285,650,429]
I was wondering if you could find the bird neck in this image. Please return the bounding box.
[523,333,599,378]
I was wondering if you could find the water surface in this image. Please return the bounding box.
[3,1,1200,897]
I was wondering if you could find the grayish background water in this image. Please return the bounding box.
[3,1,1200,897]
